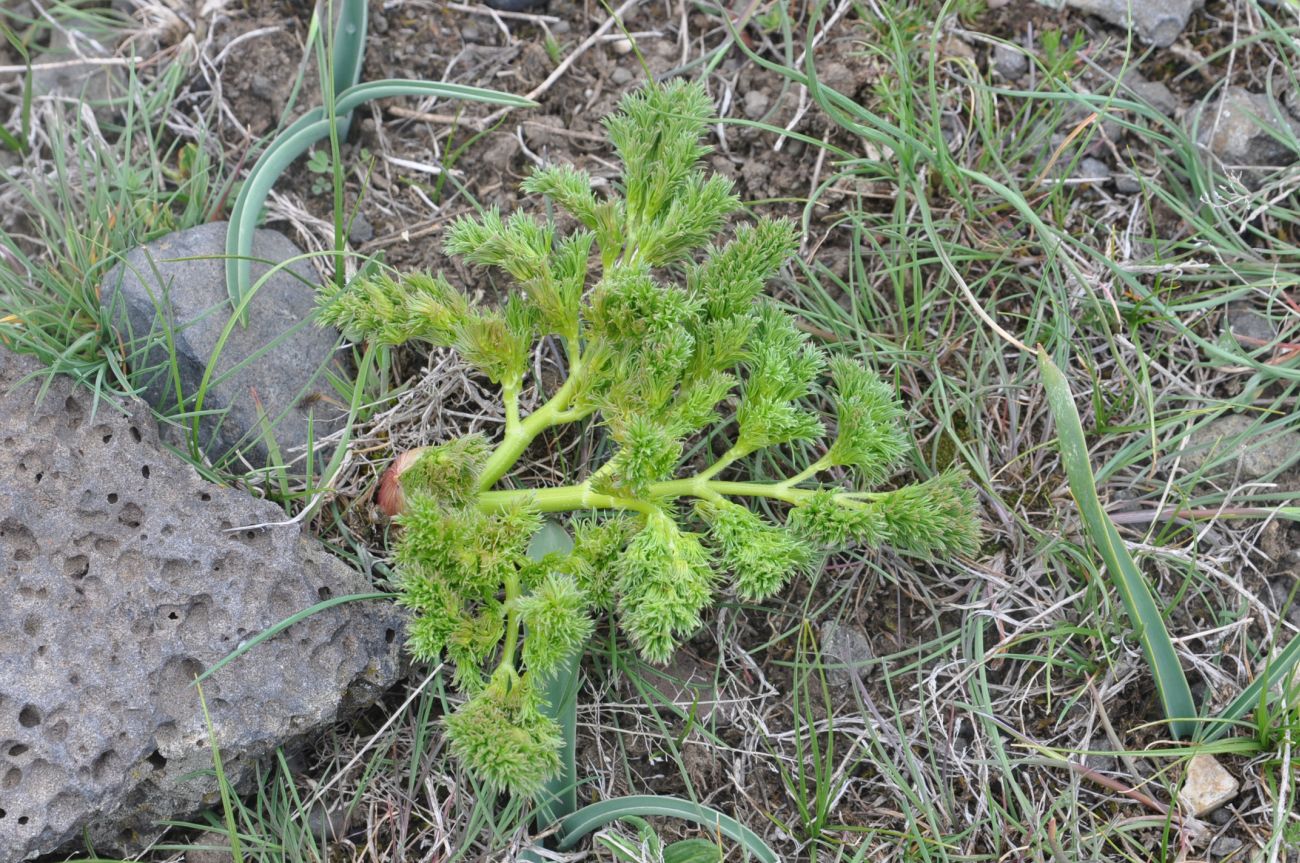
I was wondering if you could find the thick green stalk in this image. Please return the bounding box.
[501,570,522,670]
[476,477,832,514]
[476,361,587,492]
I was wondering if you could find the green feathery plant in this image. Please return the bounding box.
[317,80,981,796]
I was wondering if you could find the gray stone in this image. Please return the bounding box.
[820,621,873,690]
[347,211,374,245]
[31,29,125,118]
[1195,87,1300,170]
[1209,836,1243,858]
[102,222,347,473]
[1183,413,1300,481]
[742,89,771,121]
[610,66,634,86]
[1076,157,1111,183]
[1058,0,1200,47]
[1114,172,1143,193]
[1224,302,1276,351]
[0,348,403,861]
[992,43,1028,79]
[1122,72,1180,117]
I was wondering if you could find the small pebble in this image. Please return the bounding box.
[1209,836,1243,858]
[742,89,771,120]
[348,212,375,245]
[993,43,1027,79]
[611,37,633,55]
[461,25,480,42]
[250,73,275,101]
[1113,173,1142,194]
[1076,157,1110,183]
[611,67,633,86]
[551,20,570,34]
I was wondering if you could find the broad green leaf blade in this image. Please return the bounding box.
[555,796,778,863]
[529,520,582,828]
[665,838,725,863]
[528,519,575,559]
[330,0,368,100]
[225,80,537,312]
[1202,633,1300,743]
[194,591,394,683]
[1037,347,1196,739]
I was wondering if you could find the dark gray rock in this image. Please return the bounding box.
[1195,87,1300,172]
[0,349,402,862]
[1224,302,1277,351]
[1059,0,1200,47]
[820,621,873,690]
[102,222,347,473]
[1113,172,1143,194]
[992,43,1028,80]
[347,211,374,246]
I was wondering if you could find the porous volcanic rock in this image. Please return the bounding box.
[102,221,347,472]
[0,349,402,862]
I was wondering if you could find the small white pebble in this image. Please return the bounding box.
[612,37,633,55]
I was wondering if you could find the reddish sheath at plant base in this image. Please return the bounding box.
[377,447,426,517]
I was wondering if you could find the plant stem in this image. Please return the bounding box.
[694,443,751,482]
[776,453,833,490]
[501,570,521,668]
[477,476,832,514]
[476,357,586,491]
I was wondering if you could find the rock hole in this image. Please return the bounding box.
[8,743,28,757]
[22,616,39,637]
[146,749,167,770]
[141,465,150,479]
[129,426,142,443]
[118,503,143,528]
[317,586,333,601]
[91,749,120,781]
[385,628,396,644]
[107,493,118,504]
[2,767,19,789]
[102,432,112,443]
[68,673,79,686]
[167,611,179,620]
[0,808,5,818]
[64,556,89,580]
[17,705,41,728]
[199,492,211,502]
[34,472,42,483]
[17,814,28,825]
[13,548,29,562]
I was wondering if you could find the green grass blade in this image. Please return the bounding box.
[1037,347,1196,739]
[225,80,537,312]
[194,591,394,684]
[195,681,245,863]
[1202,633,1300,743]
[555,796,778,863]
